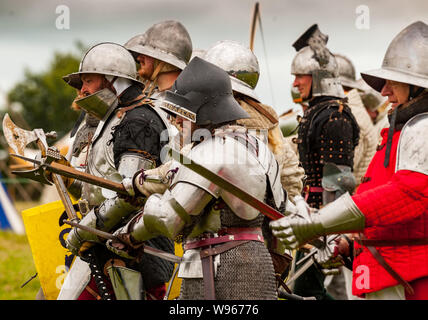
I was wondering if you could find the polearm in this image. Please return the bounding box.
[63,219,182,264]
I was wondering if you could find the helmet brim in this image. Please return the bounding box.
[339,76,366,91]
[126,44,187,71]
[361,67,428,92]
[62,71,143,90]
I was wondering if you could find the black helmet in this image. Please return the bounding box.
[159,57,249,125]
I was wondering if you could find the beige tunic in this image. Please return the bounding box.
[346,89,378,185]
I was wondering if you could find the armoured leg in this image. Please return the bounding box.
[57,257,91,300]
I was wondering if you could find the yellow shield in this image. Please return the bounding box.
[22,200,182,300]
[22,200,77,300]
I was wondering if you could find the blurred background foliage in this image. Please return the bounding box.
[6,41,87,140]
[0,41,88,202]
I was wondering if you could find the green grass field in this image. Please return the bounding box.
[0,230,40,299]
[0,201,41,300]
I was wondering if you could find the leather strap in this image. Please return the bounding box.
[200,240,250,300]
[275,274,292,294]
[116,98,152,118]
[184,233,263,251]
[304,185,324,201]
[359,234,414,296]
[218,226,262,235]
[85,285,102,300]
[200,240,250,258]
[243,97,279,125]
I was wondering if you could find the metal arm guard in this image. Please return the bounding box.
[129,182,213,242]
[169,131,285,220]
[271,193,365,249]
[317,192,365,233]
[66,154,154,255]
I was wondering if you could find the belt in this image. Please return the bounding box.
[183,228,264,251]
[303,185,323,201]
[185,227,264,300]
[356,233,415,296]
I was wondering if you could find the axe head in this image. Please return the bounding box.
[2,113,38,156]
[2,113,56,157]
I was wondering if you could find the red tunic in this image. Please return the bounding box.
[350,127,428,297]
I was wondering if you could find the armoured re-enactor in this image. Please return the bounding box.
[119,21,194,196]
[203,40,304,202]
[59,42,176,300]
[107,57,286,300]
[271,21,428,300]
[124,20,193,98]
[289,24,360,300]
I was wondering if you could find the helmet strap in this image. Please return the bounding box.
[142,61,165,96]
[408,84,425,101]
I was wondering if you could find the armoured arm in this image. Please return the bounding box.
[270,192,365,249]
[65,153,153,255]
[130,182,213,241]
[129,143,192,197]
[106,181,214,258]
[270,170,428,249]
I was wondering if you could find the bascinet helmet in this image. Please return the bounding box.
[159,57,250,125]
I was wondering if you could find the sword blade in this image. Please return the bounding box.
[167,147,284,221]
[286,257,314,286]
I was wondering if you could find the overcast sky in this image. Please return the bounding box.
[1,0,427,115]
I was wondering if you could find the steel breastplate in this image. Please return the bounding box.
[171,127,285,220]
[82,108,123,206]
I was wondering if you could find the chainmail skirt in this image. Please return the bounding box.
[178,240,277,300]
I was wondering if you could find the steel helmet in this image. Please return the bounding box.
[63,42,139,89]
[204,40,260,102]
[361,21,428,92]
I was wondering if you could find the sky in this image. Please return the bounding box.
[1,0,427,115]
